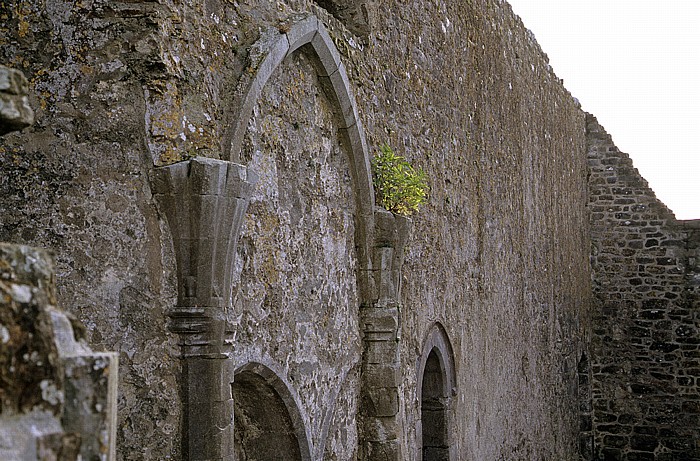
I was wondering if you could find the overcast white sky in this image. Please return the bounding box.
[506,0,700,220]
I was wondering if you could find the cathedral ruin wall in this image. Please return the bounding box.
[5,0,675,459]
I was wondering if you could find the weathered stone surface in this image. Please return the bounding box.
[0,244,60,415]
[232,47,362,459]
[0,65,34,135]
[587,114,700,460]
[311,0,375,37]
[1,1,593,459]
[0,244,117,461]
[150,157,256,315]
[63,354,118,461]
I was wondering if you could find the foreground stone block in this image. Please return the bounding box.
[0,65,34,136]
[0,244,117,460]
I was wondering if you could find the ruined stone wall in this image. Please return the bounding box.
[1,0,591,459]
[587,114,700,460]
[368,2,590,458]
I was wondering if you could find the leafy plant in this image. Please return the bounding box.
[371,144,428,216]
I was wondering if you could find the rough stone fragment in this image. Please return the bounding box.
[0,65,34,135]
[0,244,117,460]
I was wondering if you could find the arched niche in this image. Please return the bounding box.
[232,362,312,461]
[416,324,456,461]
[223,15,375,274]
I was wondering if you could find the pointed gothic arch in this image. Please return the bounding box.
[416,323,457,461]
[223,13,378,309]
[224,14,374,221]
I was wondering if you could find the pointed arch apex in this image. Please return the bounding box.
[417,322,457,399]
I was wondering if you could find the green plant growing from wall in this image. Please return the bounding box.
[371,144,428,216]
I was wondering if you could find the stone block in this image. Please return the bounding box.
[186,357,232,403]
[373,207,396,242]
[338,120,374,205]
[62,353,118,461]
[373,246,393,271]
[579,433,594,460]
[284,14,319,55]
[158,196,193,242]
[188,157,229,195]
[250,28,290,83]
[630,435,659,452]
[310,24,341,77]
[363,364,399,388]
[186,407,230,459]
[149,161,190,195]
[364,387,399,417]
[364,340,398,364]
[361,307,399,342]
[192,196,221,241]
[0,65,29,95]
[363,440,401,461]
[152,159,254,313]
[359,415,400,441]
[36,432,81,460]
[0,65,34,135]
[228,28,289,162]
[318,63,359,129]
[0,244,117,460]
[224,162,258,198]
[0,412,64,460]
[603,434,628,448]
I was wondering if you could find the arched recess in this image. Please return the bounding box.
[416,323,457,461]
[232,362,312,461]
[223,14,375,280]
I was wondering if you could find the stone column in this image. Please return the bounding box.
[359,207,411,460]
[150,158,256,461]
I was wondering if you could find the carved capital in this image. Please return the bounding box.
[150,158,257,343]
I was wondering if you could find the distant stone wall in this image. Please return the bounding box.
[587,113,700,460]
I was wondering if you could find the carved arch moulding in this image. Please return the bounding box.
[223,15,378,286]
[224,14,375,214]
[417,323,457,398]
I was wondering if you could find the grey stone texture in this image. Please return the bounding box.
[586,114,700,460]
[0,243,117,461]
[10,0,694,459]
[150,157,256,460]
[311,0,375,37]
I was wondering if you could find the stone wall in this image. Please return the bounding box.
[586,114,700,460]
[1,0,591,459]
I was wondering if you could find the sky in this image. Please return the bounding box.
[505,0,700,220]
